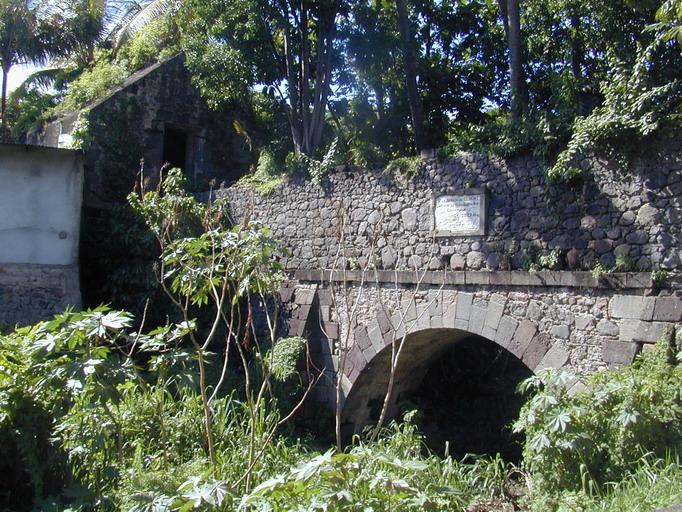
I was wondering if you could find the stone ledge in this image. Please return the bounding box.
[293,269,657,289]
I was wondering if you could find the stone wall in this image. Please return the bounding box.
[276,273,681,434]
[0,263,80,327]
[0,144,83,326]
[219,131,682,275]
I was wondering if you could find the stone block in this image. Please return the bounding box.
[295,287,317,305]
[619,319,673,343]
[390,312,406,338]
[443,271,466,285]
[469,306,487,335]
[522,334,550,369]
[354,326,372,351]
[428,292,443,316]
[494,316,518,348]
[401,299,417,323]
[551,325,570,339]
[484,295,506,331]
[653,297,682,322]
[575,315,595,331]
[465,272,490,285]
[597,319,619,336]
[347,346,367,371]
[317,289,333,306]
[279,285,294,303]
[319,305,331,321]
[322,322,339,340]
[609,295,655,320]
[625,273,652,289]
[431,314,443,328]
[456,293,473,320]
[362,343,377,362]
[367,320,385,353]
[442,300,457,328]
[416,305,431,330]
[288,319,305,337]
[376,307,393,334]
[481,326,497,341]
[561,272,598,288]
[488,272,512,286]
[510,271,532,286]
[535,345,570,371]
[509,320,537,359]
[602,340,639,365]
[454,319,469,331]
[296,304,311,320]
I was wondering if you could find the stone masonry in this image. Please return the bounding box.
[221,132,682,434]
[219,131,682,274]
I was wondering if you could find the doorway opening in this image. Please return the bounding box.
[162,127,189,171]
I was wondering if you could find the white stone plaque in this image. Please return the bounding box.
[433,190,486,236]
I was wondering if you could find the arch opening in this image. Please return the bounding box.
[341,328,533,462]
[405,335,533,462]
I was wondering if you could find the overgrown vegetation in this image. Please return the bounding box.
[515,332,682,510]
[2,171,681,510]
[2,305,680,510]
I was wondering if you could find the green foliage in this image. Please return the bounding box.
[548,42,682,182]
[301,138,340,185]
[6,88,57,140]
[240,412,514,511]
[652,269,670,287]
[51,56,128,115]
[63,111,92,150]
[238,150,285,195]
[524,246,563,272]
[384,155,422,181]
[515,338,682,502]
[266,337,306,383]
[446,110,566,162]
[117,17,179,72]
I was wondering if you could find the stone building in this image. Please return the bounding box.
[28,54,250,310]
[29,54,249,207]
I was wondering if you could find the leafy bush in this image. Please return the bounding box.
[239,149,285,195]
[240,412,514,511]
[547,43,682,183]
[117,18,180,72]
[514,336,682,502]
[51,57,128,115]
[384,155,422,182]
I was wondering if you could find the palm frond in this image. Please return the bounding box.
[111,0,173,49]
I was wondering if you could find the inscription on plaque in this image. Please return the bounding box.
[433,190,486,236]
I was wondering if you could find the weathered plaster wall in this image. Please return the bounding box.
[219,131,682,274]
[0,144,83,325]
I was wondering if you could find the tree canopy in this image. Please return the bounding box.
[4,0,682,174]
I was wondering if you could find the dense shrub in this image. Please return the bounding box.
[515,334,682,505]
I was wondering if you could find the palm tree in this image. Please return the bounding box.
[0,0,63,141]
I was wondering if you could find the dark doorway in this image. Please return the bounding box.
[406,335,533,463]
[162,127,188,170]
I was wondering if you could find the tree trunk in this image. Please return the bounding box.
[569,13,585,115]
[504,0,527,121]
[1,64,9,143]
[395,0,426,151]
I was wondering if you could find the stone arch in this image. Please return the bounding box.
[340,292,571,436]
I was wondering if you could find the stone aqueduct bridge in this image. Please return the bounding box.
[218,137,682,434]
